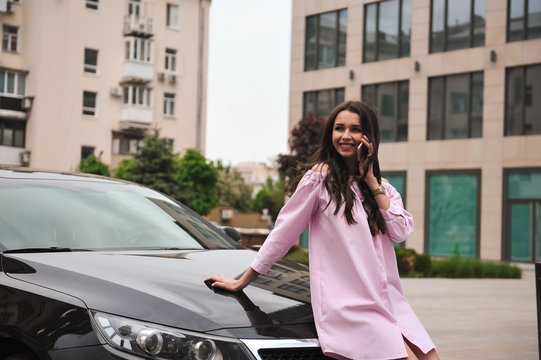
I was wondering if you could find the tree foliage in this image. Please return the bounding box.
[175,149,219,215]
[252,177,285,220]
[276,113,326,181]
[113,158,135,180]
[216,163,253,212]
[77,154,110,177]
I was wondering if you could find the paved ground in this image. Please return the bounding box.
[401,265,538,360]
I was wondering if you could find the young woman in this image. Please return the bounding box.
[206,100,440,360]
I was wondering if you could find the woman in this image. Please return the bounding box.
[206,100,440,360]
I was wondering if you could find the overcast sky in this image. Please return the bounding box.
[205,0,292,166]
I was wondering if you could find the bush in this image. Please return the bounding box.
[430,258,521,279]
[395,247,417,276]
[78,155,110,177]
[413,253,432,276]
[285,249,309,266]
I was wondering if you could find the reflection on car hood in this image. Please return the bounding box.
[2,249,315,337]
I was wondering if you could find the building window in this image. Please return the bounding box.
[129,0,141,16]
[426,170,480,258]
[508,0,541,42]
[305,9,347,71]
[0,69,26,96]
[503,168,541,262]
[362,80,408,142]
[427,71,483,140]
[86,0,99,10]
[163,93,175,117]
[122,85,152,107]
[505,63,541,136]
[165,48,177,73]
[303,88,345,118]
[82,91,97,116]
[124,37,153,63]
[112,131,144,155]
[81,146,95,159]
[430,0,486,53]
[2,25,18,53]
[363,0,411,63]
[84,48,98,74]
[0,119,25,147]
[167,3,179,29]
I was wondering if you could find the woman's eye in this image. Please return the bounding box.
[352,128,362,132]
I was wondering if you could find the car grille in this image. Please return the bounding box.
[258,347,334,360]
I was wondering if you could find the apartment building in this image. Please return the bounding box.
[0,0,210,171]
[290,0,541,263]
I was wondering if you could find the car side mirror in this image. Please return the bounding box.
[223,227,242,243]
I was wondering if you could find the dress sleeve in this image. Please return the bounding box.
[379,181,413,243]
[251,171,323,274]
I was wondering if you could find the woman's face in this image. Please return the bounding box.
[331,110,363,161]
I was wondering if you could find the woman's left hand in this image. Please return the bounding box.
[358,135,378,188]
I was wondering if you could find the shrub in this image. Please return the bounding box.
[285,249,309,266]
[430,258,521,279]
[77,155,110,177]
[413,254,432,276]
[395,247,417,276]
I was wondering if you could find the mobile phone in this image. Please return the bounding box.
[356,143,364,162]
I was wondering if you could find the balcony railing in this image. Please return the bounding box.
[119,106,153,130]
[123,15,154,37]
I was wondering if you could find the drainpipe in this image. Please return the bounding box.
[195,0,209,152]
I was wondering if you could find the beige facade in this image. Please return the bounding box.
[290,0,541,261]
[0,0,209,171]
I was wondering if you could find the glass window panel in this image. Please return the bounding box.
[527,0,541,39]
[318,12,337,69]
[364,3,377,62]
[445,74,469,139]
[85,48,98,66]
[509,0,525,41]
[470,72,483,138]
[16,73,25,96]
[337,10,347,67]
[14,128,24,147]
[131,86,137,104]
[305,16,318,70]
[537,203,541,261]
[335,88,345,106]
[384,174,405,200]
[122,86,129,104]
[398,81,409,141]
[430,0,445,53]
[2,127,13,146]
[428,77,444,139]
[505,67,524,136]
[129,139,138,154]
[508,173,541,199]
[112,138,120,155]
[125,41,130,60]
[378,82,397,142]
[7,72,15,94]
[428,173,478,258]
[400,0,411,57]
[473,0,486,46]
[446,0,471,51]
[169,100,175,115]
[524,64,541,135]
[0,70,4,92]
[378,0,400,60]
[303,92,316,117]
[83,91,96,108]
[362,85,376,108]
[316,89,333,118]
[510,203,532,261]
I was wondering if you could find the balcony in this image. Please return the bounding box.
[123,15,154,37]
[119,106,153,130]
[122,61,153,82]
[0,146,26,166]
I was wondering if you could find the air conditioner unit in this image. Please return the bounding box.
[168,74,176,83]
[21,97,33,110]
[157,72,166,81]
[109,87,123,97]
[19,150,31,166]
[221,209,234,220]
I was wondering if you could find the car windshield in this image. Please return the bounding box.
[0,177,236,252]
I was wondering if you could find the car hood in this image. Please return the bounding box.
[2,249,315,337]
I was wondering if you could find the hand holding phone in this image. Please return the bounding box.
[356,143,364,162]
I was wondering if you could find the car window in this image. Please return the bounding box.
[0,179,236,251]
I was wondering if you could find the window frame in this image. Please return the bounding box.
[2,25,18,53]
[507,0,541,42]
[121,85,152,108]
[424,169,482,258]
[429,0,486,53]
[0,69,26,97]
[302,87,345,119]
[427,71,484,140]
[166,3,180,30]
[112,131,145,155]
[82,91,97,117]
[124,37,153,63]
[362,0,411,63]
[361,80,409,142]
[84,48,99,75]
[304,8,347,71]
[163,92,175,117]
[165,48,177,73]
[0,118,25,148]
[85,0,99,11]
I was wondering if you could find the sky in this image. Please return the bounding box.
[205,0,292,167]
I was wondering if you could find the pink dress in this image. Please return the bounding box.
[251,170,435,360]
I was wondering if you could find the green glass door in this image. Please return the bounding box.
[510,201,540,262]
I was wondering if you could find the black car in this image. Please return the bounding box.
[0,169,325,360]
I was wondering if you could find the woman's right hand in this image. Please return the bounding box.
[205,275,246,292]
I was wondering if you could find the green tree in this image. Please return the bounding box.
[123,130,182,199]
[113,158,135,180]
[175,149,219,215]
[77,154,110,177]
[252,177,285,220]
[216,163,253,212]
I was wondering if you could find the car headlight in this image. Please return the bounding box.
[91,311,252,360]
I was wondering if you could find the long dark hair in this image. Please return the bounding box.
[291,100,387,235]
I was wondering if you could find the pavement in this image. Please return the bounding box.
[401,264,538,360]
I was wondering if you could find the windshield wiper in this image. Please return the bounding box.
[3,247,91,254]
